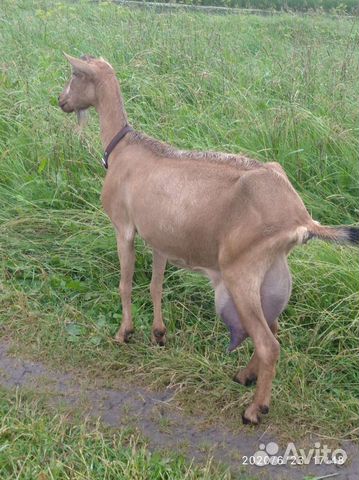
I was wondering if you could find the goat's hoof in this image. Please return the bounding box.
[152,328,166,347]
[244,375,257,387]
[233,372,257,387]
[242,404,262,425]
[114,329,134,344]
[259,405,269,415]
[242,412,260,426]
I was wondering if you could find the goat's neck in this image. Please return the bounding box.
[96,77,128,149]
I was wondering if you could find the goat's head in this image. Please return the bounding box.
[59,54,115,123]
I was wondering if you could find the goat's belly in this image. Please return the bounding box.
[128,172,233,269]
[166,257,214,274]
[136,221,219,270]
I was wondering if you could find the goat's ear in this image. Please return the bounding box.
[64,53,94,77]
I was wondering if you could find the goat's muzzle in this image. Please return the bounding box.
[58,100,73,113]
[58,93,73,113]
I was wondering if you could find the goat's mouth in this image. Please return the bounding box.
[58,100,74,113]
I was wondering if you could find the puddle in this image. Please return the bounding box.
[0,340,357,479]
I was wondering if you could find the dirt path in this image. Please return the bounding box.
[0,340,357,479]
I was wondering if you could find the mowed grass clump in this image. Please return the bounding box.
[0,0,358,441]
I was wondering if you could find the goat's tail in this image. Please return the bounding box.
[302,222,359,246]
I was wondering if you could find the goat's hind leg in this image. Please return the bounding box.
[115,229,136,344]
[151,250,167,346]
[216,285,258,384]
[222,253,284,424]
[216,255,290,355]
[216,279,280,401]
[234,257,291,388]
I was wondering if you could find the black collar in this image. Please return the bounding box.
[102,124,133,169]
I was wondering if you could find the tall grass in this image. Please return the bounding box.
[0,0,358,443]
[139,0,359,15]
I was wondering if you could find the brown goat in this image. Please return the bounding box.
[59,54,358,425]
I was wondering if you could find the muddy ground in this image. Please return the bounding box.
[0,340,357,480]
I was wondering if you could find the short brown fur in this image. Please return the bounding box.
[59,55,356,425]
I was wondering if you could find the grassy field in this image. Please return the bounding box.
[0,389,233,479]
[0,0,358,477]
[140,0,359,15]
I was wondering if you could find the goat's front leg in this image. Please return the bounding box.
[150,250,167,346]
[115,231,136,344]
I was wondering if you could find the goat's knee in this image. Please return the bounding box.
[257,337,280,368]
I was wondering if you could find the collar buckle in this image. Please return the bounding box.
[102,153,109,169]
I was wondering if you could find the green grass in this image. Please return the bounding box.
[0,0,358,471]
[0,388,233,479]
[140,0,359,15]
